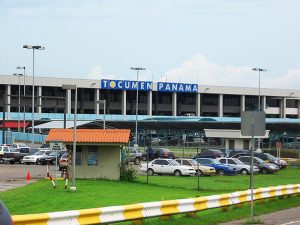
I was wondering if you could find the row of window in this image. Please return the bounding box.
[74,147,98,166]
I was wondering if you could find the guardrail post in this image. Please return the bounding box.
[186,212,196,218]
[221,206,230,212]
[161,215,171,220]
[132,219,143,225]
[235,203,243,208]
[258,199,265,204]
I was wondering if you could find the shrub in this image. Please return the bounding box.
[120,167,138,182]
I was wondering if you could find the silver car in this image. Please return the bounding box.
[125,147,142,165]
[22,150,51,165]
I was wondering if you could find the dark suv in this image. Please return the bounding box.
[193,149,225,159]
[142,148,175,161]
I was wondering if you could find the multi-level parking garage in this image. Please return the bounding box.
[1,75,299,118]
[0,75,300,142]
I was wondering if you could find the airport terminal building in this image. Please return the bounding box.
[1,75,299,119]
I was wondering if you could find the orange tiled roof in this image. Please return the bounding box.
[46,129,130,143]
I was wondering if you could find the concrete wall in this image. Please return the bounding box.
[69,145,120,180]
[225,139,252,150]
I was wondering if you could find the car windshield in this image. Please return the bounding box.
[255,157,264,164]
[190,160,199,166]
[265,153,278,161]
[49,151,60,156]
[169,159,181,166]
[234,158,245,165]
[34,151,46,155]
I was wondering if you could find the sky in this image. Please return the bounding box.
[1,0,300,89]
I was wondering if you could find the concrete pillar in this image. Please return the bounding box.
[6,85,11,119]
[298,100,300,118]
[240,95,245,113]
[172,92,177,116]
[280,97,286,118]
[122,90,126,115]
[218,94,223,117]
[262,96,266,112]
[196,93,201,116]
[147,91,152,116]
[94,89,99,115]
[66,89,72,114]
[37,86,42,115]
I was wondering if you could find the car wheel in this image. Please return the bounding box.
[19,158,23,164]
[196,169,203,176]
[0,159,3,164]
[147,168,154,176]
[37,159,42,165]
[142,156,147,161]
[261,168,268,174]
[174,170,182,176]
[240,169,248,175]
[134,158,141,165]
[218,169,225,175]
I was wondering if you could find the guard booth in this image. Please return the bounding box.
[46,129,130,180]
[204,129,270,150]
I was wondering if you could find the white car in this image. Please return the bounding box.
[0,145,10,156]
[140,158,196,176]
[217,157,259,175]
[22,150,51,165]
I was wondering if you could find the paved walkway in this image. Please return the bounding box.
[218,207,300,225]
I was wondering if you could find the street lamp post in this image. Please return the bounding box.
[62,84,77,191]
[13,73,23,132]
[23,45,45,149]
[130,67,146,146]
[16,66,26,133]
[252,68,267,150]
[96,100,106,129]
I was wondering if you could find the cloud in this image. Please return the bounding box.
[162,54,300,89]
[88,65,119,80]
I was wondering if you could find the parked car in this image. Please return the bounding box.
[38,150,66,165]
[59,153,68,171]
[253,152,282,168]
[142,148,175,161]
[140,158,195,176]
[0,145,10,156]
[175,158,216,176]
[22,150,52,165]
[195,158,238,175]
[0,147,35,164]
[263,153,288,169]
[125,147,142,165]
[11,143,28,149]
[216,157,259,175]
[193,149,225,159]
[0,147,19,163]
[238,156,279,174]
[228,150,249,158]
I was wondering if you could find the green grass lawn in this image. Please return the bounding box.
[0,168,299,224]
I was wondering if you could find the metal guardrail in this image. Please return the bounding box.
[12,184,300,225]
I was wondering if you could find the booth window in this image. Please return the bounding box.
[75,147,82,165]
[88,147,98,166]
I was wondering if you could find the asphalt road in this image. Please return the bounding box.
[0,163,59,191]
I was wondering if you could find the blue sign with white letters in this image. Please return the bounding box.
[157,82,198,93]
[101,79,153,91]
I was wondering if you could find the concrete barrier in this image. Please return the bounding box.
[12,184,300,225]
